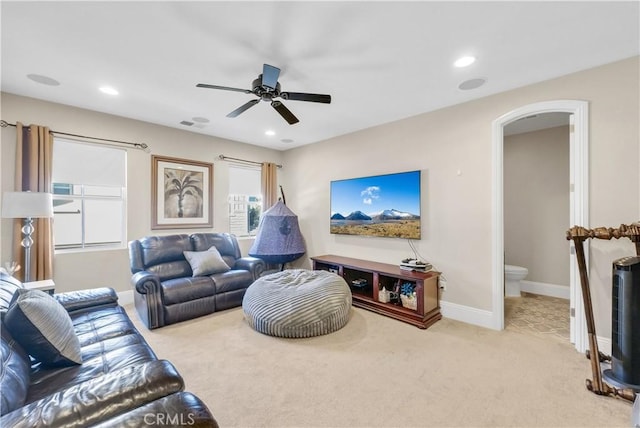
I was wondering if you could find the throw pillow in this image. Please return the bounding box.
[184,246,231,276]
[4,288,82,367]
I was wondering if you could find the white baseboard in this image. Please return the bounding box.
[597,336,612,356]
[440,300,495,330]
[117,290,134,306]
[116,289,607,353]
[520,280,570,300]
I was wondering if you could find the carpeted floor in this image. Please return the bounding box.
[126,304,632,428]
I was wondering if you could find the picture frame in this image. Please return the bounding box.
[151,155,213,229]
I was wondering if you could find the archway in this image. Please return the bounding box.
[491,100,589,353]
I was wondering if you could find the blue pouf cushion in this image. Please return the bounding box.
[242,269,352,338]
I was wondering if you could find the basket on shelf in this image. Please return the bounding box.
[378,287,391,303]
[400,294,417,310]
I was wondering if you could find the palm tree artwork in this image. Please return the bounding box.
[163,168,204,218]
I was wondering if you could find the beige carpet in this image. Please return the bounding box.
[125,305,632,428]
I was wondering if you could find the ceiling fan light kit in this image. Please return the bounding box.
[197,64,331,125]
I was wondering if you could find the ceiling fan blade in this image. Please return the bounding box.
[196,83,252,94]
[262,64,280,90]
[280,92,331,104]
[271,100,299,125]
[227,99,260,118]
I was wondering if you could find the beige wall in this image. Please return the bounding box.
[1,56,638,337]
[0,93,282,292]
[282,56,639,335]
[504,125,570,287]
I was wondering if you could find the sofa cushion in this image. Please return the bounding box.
[27,304,157,403]
[0,273,23,311]
[190,233,241,267]
[0,327,30,416]
[92,391,219,428]
[147,260,193,282]
[55,287,118,313]
[4,360,185,428]
[211,270,254,294]
[136,234,193,281]
[184,246,231,276]
[4,289,82,367]
[161,276,217,305]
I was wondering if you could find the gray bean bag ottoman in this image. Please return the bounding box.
[242,269,352,338]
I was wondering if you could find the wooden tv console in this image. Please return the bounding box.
[311,255,441,329]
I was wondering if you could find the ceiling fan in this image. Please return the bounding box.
[197,64,331,125]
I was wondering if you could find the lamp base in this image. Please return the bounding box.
[21,217,35,283]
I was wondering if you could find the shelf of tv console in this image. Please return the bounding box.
[311,254,441,329]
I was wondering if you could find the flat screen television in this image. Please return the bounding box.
[330,170,421,239]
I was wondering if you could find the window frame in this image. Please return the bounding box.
[51,138,127,252]
[227,164,263,238]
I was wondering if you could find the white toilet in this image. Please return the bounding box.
[505,264,528,297]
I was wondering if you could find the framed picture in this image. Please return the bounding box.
[151,155,213,229]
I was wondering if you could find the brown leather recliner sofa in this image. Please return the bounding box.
[0,273,218,427]
[129,232,265,329]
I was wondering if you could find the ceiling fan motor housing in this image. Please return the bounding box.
[253,75,281,101]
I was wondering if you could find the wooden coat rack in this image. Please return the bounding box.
[566,222,640,402]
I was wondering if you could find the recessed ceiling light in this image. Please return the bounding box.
[99,86,119,95]
[192,117,210,123]
[281,139,294,144]
[265,130,276,136]
[27,74,60,86]
[454,56,476,68]
[458,78,486,91]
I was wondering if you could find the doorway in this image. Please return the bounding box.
[491,100,589,353]
[503,112,571,340]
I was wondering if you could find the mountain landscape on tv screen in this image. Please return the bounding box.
[330,169,421,239]
[330,208,420,239]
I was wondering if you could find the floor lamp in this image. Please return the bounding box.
[1,191,54,282]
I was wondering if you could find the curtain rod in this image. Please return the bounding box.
[218,154,282,169]
[0,120,149,151]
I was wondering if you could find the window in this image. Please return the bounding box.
[52,139,126,250]
[228,165,262,237]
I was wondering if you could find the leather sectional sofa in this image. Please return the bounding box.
[129,232,265,329]
[0,272,218,427]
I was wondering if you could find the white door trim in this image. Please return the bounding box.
[491,100,589,353]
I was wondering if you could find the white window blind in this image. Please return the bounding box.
[52,139,126,186]
[228,165,261,195]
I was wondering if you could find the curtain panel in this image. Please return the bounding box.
[261,162,278,210]
[12,122,54,281]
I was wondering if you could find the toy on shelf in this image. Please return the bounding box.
[399,282,417,310]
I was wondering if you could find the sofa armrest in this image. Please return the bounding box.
[54,287,118,313]
[92,392,219,428]
[0,360,184,428]
[234,256,266,280]
[131,271,162,295]
[131,271,165,329]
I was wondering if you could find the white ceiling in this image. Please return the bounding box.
[2,1,638,150]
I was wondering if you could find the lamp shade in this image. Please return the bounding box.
[1,192,54,219]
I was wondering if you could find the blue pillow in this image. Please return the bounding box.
[4,289,82,367]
